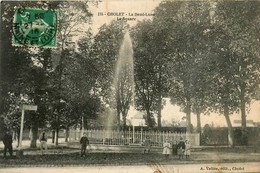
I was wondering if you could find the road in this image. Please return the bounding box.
[1,162,260,173]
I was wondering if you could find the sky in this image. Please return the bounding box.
[89,0,260,128]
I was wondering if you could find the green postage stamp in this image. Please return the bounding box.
[12,8,58,48]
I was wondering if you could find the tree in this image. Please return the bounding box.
[152,1,213,132]
[1,1,59,148]
[190,52,213,133]
[1,0,96,147]
[48,1,94,145]
[131,20,159,128]
[62,35,103,138]
[212,1,260,145]
[27,49,52,147]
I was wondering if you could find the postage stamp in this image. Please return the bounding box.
[12,8,58,48]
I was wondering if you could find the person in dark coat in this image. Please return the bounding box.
[177,137,185,159]
[3,131,13,158]
[39,131,48,155]
[80,132,89,157]
[172,140,178,155]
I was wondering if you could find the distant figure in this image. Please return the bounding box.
[172,140,178,155]
[184,139,191,159]
[39,131,48,155]
[80,132,89,157]
[3,131,13,158]
[162,139,171,159]
[143,137,151,154]
[177,137,185,159]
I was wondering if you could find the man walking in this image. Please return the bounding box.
[3,130,13,158]
[80,132,89,157]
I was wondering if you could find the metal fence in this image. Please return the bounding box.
[69,128,200,147]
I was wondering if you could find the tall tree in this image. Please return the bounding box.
[48,1,94,145]
[132,20,159,128]
[153,1,212,132]
[1,1,59,148]
[213,1,260,145]
[26,48,53,147]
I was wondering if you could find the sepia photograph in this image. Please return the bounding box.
[0,0,260,172]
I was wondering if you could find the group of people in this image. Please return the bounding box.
[163,137,191,159]
[143,137,191,160]
[38,131,90,157]
[2,130,89,158]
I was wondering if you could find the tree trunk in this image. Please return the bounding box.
[117,108,121,131]
[240,84,247,128]
[55,128,59,146]
[186,102,192,133]
[196,111,201,133]
[81,116,84,137]
[52,130,55,143]
[145,107,152,128]
[224,105,233,146]
[241,98,246,129]
[30,123,38,148]
[241,99,248,146]
[123,114,127,131]
[240,85,248,145]
[16,128,20,148]
[157,97,162,130]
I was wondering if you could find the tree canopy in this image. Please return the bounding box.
[1,1,259,147]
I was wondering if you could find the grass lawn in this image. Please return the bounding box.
[1,152,259,167]
[1,152,165,166]
[0,146,259,167]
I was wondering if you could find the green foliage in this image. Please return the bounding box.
[1,1,259,138]
[150,2,214,131]
[91,20,132,129]
[1,1,99,145]
[92,20,128,104]
[131,18,170,128]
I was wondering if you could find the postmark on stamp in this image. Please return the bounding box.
[12,8,58,48]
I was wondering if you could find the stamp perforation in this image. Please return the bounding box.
[12,7,58,48]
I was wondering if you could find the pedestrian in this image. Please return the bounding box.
[80,132,89,157]
[3,130,13,158]
[177,137,185,159]
[143,136,151,154]
[172,140,178,155]
[39,131,48,155]
[184,139,191,159]
[162,138,171,159]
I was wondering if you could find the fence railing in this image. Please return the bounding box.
[69,128,200,147]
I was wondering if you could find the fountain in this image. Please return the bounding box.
[106,31,135,133]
